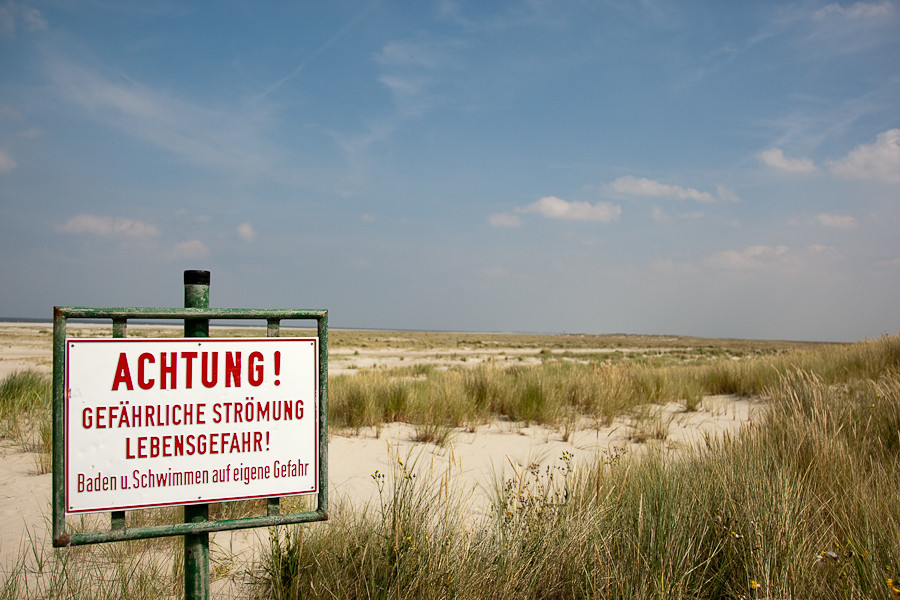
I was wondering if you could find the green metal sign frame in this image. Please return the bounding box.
[51,305,329,548]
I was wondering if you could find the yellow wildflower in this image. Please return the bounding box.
[888,578,900,600]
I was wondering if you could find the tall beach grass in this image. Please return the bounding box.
[329,335,900,432]
[2,334,899,598]
[262,339,900,599]
[0,370,52,470]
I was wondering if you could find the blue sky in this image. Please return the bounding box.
[1,1,898,341]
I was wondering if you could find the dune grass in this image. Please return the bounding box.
[328,335,900,433]
[1,334,899,598]
[0,534,180,600]
[0,370,52,471]
[260,340,900,599]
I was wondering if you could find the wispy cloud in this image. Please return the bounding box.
[488,213,523,228]
[437,0,575,32]
[374,37,468,118]
[251,2,380,104]
[168,240,210,260]
[813,1,893,21]
[800,0,898,59]
[741,2,897,153]
[237,222,257,242]
[651,205,705,222]
[0,1,47,39]
[376,39,459,70]
[811,213,857,229]
[650,205,669,223]
[0,149,16,173]
[44,53,273,175]
[828,129,900,183]
[175,208,211,224]
[0,101,27,172]
[757,148,818,173]
[56,214,159,237]
[479,265,522,280]
[706,244,829,271]
[609,175,717,202]
[518,196,621,222]
[716,185,741,203]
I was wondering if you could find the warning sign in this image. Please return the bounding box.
[64,337,318,513]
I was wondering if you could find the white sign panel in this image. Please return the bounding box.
[65,337,318,513]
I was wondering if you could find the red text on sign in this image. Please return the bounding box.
[111,351,267,391]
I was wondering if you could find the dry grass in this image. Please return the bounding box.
[329,336,898,434]
[1,329,897,599]
[259,339,900,599]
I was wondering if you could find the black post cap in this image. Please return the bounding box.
[183,270,210,285]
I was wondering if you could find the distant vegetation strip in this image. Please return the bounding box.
[329,334,900,432]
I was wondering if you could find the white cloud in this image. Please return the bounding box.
[716,185,741,203]
[236,222,257,242]
[814,1,893,20]
[169,240,210,260]
[650,206,669,222]
[175,208,211,224]
[828,129,900,183]
[0,2,47,39]
[706,244,829,271]
[488,213,523,227]
[0,149,17,173]
[707,245,790,270]
[57,214,159,237]
[812,213,857,229]
[757,148,817,173]
[798,0,897,62]
[609,176,716,202]
[518,196,621,222]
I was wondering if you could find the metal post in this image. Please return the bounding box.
[50,308,67,546]
[110,317,127,531]
[183,270,210,600]
[266,317,282,517]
